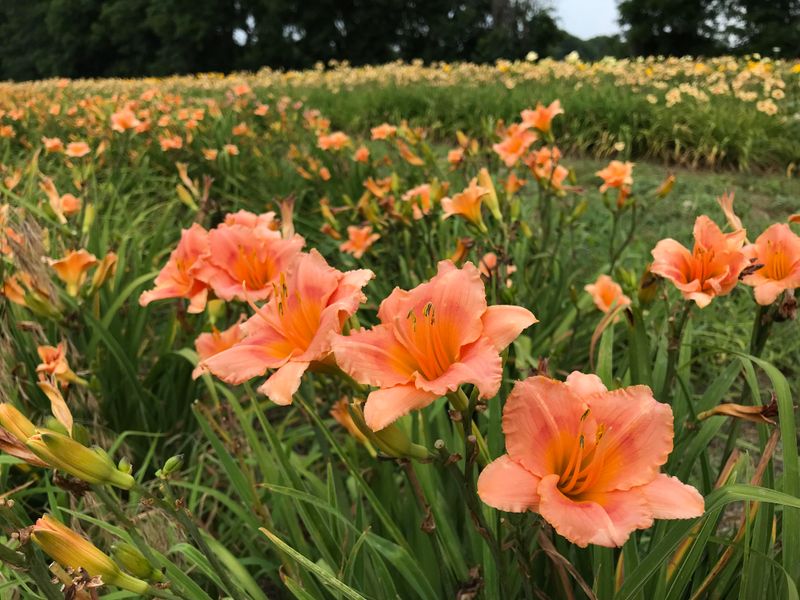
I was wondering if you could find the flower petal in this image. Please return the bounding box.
[414,336,502,398]
[585,385,674,491]
[565,371,607,396]
[640,474,705,519]
[503,376,589,476]
[200,332,289,384]
[257,361,309,405]
[363,385,438,431]
[480,304,537,351]
[332,326,415,388]
[538,474,652,548]
[477,455,541,512]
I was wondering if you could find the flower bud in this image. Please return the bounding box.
[111,542,165,582]
[26,431,134,489]
[88,251,118,294]
[156,454,183,479]
[0,403,36,441]
[477,168,502,222]
[32,515,149,594]
[348,404,430,461]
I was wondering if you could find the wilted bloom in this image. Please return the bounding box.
[201,251,372,405]
[32,516,149,594]
[441,179,489,231]
[520,100,564,134]
[492,125,537,167]
[198,215,304,302]
[42,137,64,153]
[139,223,210,313]
[65,141,91,158]
[371,123,397,140]
[36,343,82,387]
[192,319,246,379]
[110,108,141,133]
[597,160,634,205]
[651,216,748,308]
[717,191,744,234]
[585,275,631,313]
[340,226,380,259]
[742,223,800,305]
[331,397,370,446]
[318,131,350,151]
[333,260,537,430]
[49,250,98,296]
[353,145,370,163]
[477,373,704,547]
[27,431,134,489]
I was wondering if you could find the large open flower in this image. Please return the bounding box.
[742,223,800,305]
[200,251,372,405]
[139,223,210,313]
[651,216,748,308]
[332,260,537,431]
[478,373,704,547]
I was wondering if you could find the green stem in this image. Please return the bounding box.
[660,301,692,401]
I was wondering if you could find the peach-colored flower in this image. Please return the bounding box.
[139,223,210,313]
[395,139,425,166]
[36,343,80,386]
[159,135,183,151]
[789,214,800,224]
[479,252,516,287]
[192,319,246,378]
[203,148,219,161]
[111,108,141,133]
[526,146,568,191]
[441,179,489,230]
[742,223,800,305]
[40,177,81,224]
[505,173,527,195]
[318,131,350,151]
[651,216,748,308]
[402,184,432,219]
[232,83,251,97]
[333,260,537,430]
[232,122,249,136]
[42,137,63,153]
[223,143,239,156]
[447,147,465,166]
[585,275,631,313]
[596,160,634,204]
[49,250,98,296]
[197,216,304,302]
[254,104,270,116]
[65,141,90,158]
[520,100,564,134]
[492,126,537,167]
[353,145,370,163]
[371,123,397,140]
[340,226,380,259]
[201,251,373,405]
[364,177,392,199]
[319,167,332,181]
[478,373,704,547]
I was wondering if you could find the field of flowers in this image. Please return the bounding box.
[0,56,799,599]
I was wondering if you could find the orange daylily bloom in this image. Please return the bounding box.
[504,172,527,195]
[203,148,219,161]
[789,214,800,224]
[371,123,397,140]
[340,225,380,259]
[110,108,141,132]
[254,104,269,116]
[333,260,537,430]
[318,131,350,151]
[596,160,634,204]
[364,177,392,199]
[192,318,246,379]
[40,177,81,224]
[201,251,373,405]
[223,143,239,156]
[139,223,210,313]
[585,275,631,313]
[526,146,568,191]
[197,212,304,302]
[231,122,250,136]
[353,145,370,163]
[65,141,90,158]
[492,125,537,167]
[395,140,425,166]
[478,373,704,547]
[49,249,98,296]
[441,179,489,230]
[651,216,748,308]
[520,100,564,134]
[447,147,464,166]
[36,343,81,386]
[479,252,516,287]
[42,137,64,153]
[742,223,800,305]
[402,184,432,220]
[159,135,183,151]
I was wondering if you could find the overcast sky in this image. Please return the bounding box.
[552,0,621,40]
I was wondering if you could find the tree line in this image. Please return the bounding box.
[0,0,797,81]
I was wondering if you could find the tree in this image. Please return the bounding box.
[733,0,800,57]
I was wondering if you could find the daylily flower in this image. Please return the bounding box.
[447,148,464,166]
[585,275,631,313]
[40,177,81,223]
[520,100,564,134]
[403,184,432,220]
[318,131,350,151]
[478,373,704,547]
[596,160,634,205]
[353,145,370,163]
[371,123,397,140]
[742,223,800,305]
[198,215,304,302]
[201,251,373,405]
[526,146,568,192]
[492,125,537,167]
[36,343,82,387]
[49,250,98,296]
[139,223,210,313]
[110,108,141,132]
[333,260,537,430]
[192,318,246,379]
[340,225,380,259]
[441,179,489,231]
[651,216,748,308]
[42,137,64,153]
[224,144,239,156]
[65,141,90,158]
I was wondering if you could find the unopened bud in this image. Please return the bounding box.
[112,542,164,582]
[156,454,183,479]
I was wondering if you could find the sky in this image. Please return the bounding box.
[552,0,621,40]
